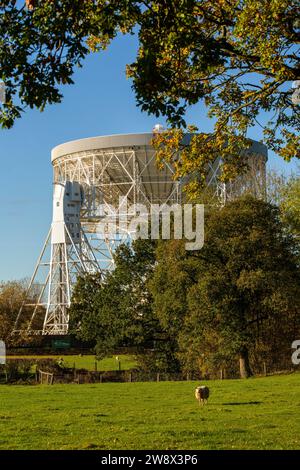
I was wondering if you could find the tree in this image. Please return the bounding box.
[69,239,158,358]
[0,280,36,346]
[266,169,290,206]
[148,239,198,369]
[1,1,299,184]
[129,0,299,194]
[160,196,300,378]
[279,175,300,237]
[0,0,138,127]
[266,170,300,238]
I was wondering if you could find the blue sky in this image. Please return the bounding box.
[0,33,298,282]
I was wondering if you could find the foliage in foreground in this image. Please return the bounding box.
[1,1,299,187]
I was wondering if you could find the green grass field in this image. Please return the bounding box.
[6,354,137,371]
[0,373,300,450]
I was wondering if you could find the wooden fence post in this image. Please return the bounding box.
[157,373,160,382]
[263,362,267,376]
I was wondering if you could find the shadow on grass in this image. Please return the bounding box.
[222,401,262,406]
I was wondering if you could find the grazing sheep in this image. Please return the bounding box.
[195,386,209,405]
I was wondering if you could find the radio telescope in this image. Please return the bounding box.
[14,132,267,335]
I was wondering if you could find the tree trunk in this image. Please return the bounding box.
[239,346,253,378]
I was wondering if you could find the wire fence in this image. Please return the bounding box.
[0,358,298,385]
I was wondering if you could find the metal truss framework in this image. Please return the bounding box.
[15,223,100,335]
[53,148,184,273]
[51,145,266,282]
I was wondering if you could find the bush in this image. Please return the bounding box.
[3,359,36,382]
[136,348,181,373]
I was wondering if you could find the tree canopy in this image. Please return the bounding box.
[279,175,300,237]
[1,1,299,187]
[149,196,300,378]
[0,279,39,346]
[69,240,158,359]
[267,171,300,238]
